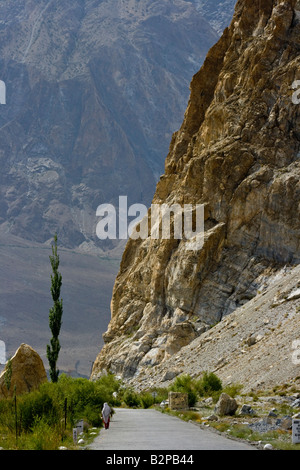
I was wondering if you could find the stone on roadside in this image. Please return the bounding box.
[214,393,238,416]
[240,404,256,416]
[278,416,292,430]
[207,414,218,421]
[264,444,273,450]
[246,336,256,346]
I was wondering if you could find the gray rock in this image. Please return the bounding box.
[246,336,257,346]
[162,370,180,382]
[214,393,238,416]
[207,414,218,421]
[278,416,293,430]
[249,415,293,433]
[240,404,256,415]
[249,418,278,433]
[202,397,213,406]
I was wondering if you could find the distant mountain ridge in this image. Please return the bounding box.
[0,0,230,251]
[194,0,237,34]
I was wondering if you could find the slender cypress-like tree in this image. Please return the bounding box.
[47,234,63,383]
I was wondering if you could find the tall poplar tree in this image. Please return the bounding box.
[47,234,63,383]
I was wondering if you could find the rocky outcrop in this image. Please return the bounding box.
[91,0,300,382]
[0,344,47,398]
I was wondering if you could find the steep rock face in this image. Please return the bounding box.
[0,0,219,250]
[0,344,47,398]
[92,0,300,381]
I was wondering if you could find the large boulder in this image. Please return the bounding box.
[0,344,47,398]
[214,393,238,416]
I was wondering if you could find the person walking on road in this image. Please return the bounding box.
[102,402,111,430]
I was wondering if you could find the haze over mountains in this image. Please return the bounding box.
[0,0,235,251]
[0,0,235,376]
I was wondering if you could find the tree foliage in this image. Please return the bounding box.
[46,234,63,383]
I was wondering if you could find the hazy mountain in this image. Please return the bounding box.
[0,0,221,251]
[193,0,236,35]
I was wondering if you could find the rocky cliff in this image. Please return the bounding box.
[91,0,300,386]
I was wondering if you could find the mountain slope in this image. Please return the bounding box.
[194,0,237,34]
[91,0,300,386]
[125,264,300,393]
[0,0,219,250]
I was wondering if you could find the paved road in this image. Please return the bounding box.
[88,408,255,451]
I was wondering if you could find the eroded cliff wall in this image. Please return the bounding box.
[92,0,300,381]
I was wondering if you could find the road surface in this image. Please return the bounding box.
[88,408,255,451]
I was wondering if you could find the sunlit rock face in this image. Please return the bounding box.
[92,0,300,381]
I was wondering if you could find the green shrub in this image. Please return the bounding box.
[196,371,222,397]
[0,372,124,449]
[123,389,140,408]
[222,383,243,398]
[0,396,18,433]
[139,392,155,409]
[81,403,102,427]
[18,388,61,432]
[152,387,169,403]
[19,417,63,450]
[169,374,198,407]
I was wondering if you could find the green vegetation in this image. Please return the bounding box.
[1,369,299,450]
[0,373,121,450]
[195,371,223,401]
[3,358,12,392]
[122,389,141,408]
[169,374,198,407]
[47,235,63,383]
